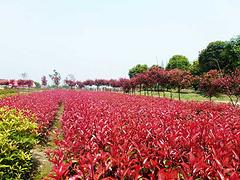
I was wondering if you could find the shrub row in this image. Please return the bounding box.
[47,91,240,179]
[0,108,38,179]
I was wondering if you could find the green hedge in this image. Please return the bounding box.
[0,108,38,180]
[0,89,17,95]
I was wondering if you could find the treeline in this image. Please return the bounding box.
[62,35,240,105]
[0,79,34,88]
[161,35,240,75]
[2,35,239,105]
[63,67,240,106]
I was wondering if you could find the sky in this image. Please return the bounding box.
[0,0,240,82]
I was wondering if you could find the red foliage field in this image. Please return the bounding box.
[0,90,239,179]
[48,91,240,179]
[0,91,60,137]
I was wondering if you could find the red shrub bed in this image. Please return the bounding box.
[47,91,240,179]
[0,90,60,138]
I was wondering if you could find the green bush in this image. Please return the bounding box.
[0,89,17,98]
[0,108,38,180]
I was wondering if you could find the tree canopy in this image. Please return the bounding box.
[223,36,240,72]
[189,60,201,76]
[166,55,190,70]
[198,38,240,73]
[198,41,226,73]
[128,64,148,78]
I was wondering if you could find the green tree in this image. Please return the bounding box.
[189,60,201,76]
[166,55,190,70]
[128,64,148,78]
[34,81,41,88]
[223,36,240,72]
[198,41,226,73]
[149,64,163,70]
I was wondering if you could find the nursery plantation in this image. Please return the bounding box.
[1,0,240,179]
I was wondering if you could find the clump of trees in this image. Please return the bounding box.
[0,79,10,86]
[0,79,34,88]
[62,65,240,106]
[198,36,240,73]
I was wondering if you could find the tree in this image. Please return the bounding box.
[49,70,61,87]
[139,72,154,95]
[149,64,163,70]
[223,36,240,72]
[108,79,121,91]
[191,76,200,91]
[119,78,131,93]
[168,69,193,100]
[198,41,226,73]
[146,67,160,95]
[0,80,9,86]
[94,79,106,90]
[76,81,84,89]
[17,80,34,88]
[65,80,76,89]
[34,81,41,88]
[135,73,148,95]
[215,69,240,106]
[189,60,201,76]
[41,76,47,87]
[147,67,168,97]
[198,70,221,101]
[166,55,190,70]
[156,69,170,97]
[83,80,94,86]
[129,77,138,94]
[64,74,76,89]
[128,64,148,78]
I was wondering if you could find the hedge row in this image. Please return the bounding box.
[0,108,38,179]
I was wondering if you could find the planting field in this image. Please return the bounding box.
[0,90,239,179]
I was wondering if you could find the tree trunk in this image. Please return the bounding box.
[178,88,181,100]
[157,84,160,97]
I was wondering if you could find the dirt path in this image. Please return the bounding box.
[31,103,64,180]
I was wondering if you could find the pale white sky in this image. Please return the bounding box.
[0,0,239,82]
